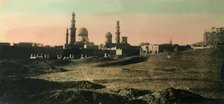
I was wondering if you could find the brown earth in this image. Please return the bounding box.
[0,48,224,104]
[37,48,224,99]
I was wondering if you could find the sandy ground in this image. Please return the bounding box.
[36,49,224,99]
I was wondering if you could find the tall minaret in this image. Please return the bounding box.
[115,21,120,48]
[70,12,76,48]
[65,28,69,49]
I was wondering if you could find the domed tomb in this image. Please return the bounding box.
[105,32,112,44]
[105,32,112,38]
[78,27,89,42]
[105,32,113,48]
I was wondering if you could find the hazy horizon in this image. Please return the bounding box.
[1,0,224,46]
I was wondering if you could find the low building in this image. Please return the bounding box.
[192,26,224,49]
[0,42,10,47]
[0,45,63,60]
[140,43,191,55]
[191,42,212,49]
[149,44,159,54]
[140,43,159,55]
[203,27,224,46]
[140,43,150,56]
[14,42,44,47]
[158,44,191,52]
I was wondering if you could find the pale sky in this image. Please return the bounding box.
[0,0,224,46]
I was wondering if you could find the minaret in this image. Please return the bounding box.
[65,28,69,49]
[170,39,172,45]
[115,21,120,48]
[70,12,76,48]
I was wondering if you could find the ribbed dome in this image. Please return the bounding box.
[78,27,88,37]
[105,32,112,38]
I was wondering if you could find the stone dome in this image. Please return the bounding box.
[78,27,88,37]
[105,32,112,38]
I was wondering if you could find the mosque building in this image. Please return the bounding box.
[78,28,89,43]
[0,12,194,60]
[63,12,140,57]
[64,12,98,50]
[103,21,137,50]
[76,27,98,49]
[104,32,115,48]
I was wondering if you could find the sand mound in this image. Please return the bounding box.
[0,78,222,104]
[39,87,222,104]
[0,78,105,104]
[39,89,146,104]
[151,88,206,104]
[117,88,152,98]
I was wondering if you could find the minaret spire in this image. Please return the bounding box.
[170,39,172,45]
[70,12,76,48]
[115,21,120,48]
[65,28,69,49]
[72,12,75,25]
